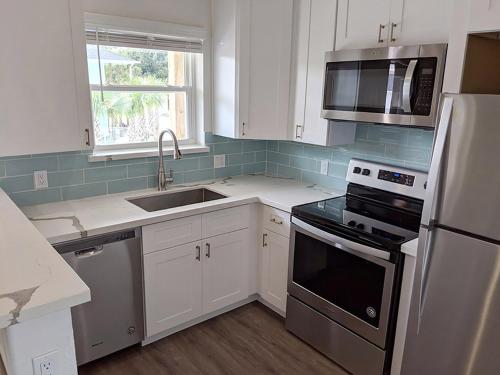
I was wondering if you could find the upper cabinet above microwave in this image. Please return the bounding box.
[335,0,452,50]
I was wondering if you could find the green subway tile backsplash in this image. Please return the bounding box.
[1,133,272,206]
[1,125,434,207]
[265,123,434,191]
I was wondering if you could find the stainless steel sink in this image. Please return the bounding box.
[127,188,227,212]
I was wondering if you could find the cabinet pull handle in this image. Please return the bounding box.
[390,23,397,42]
[84,128,91,146]
[242,122,246,136]
[270,217,283,225]
[205,243,211,258]
[262,233,268,247]
[196,245,201,261]
[378,24,386,43]
[295,125,302,139]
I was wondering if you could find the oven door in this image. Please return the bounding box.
[321,45,446,127]
[288,218,395,348]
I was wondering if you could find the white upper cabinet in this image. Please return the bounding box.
[212,0,293,140]
[468,0,500,32]
[336,0,451,50]
[290,0,356,146]
[0,0,91,157]
[336,0,392,50]
[389,0,452,46]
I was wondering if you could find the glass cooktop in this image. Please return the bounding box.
[292,184,424,252]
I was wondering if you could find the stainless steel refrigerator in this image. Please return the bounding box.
[401,94,500,374]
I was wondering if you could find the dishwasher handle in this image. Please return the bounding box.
[75,245,104,258]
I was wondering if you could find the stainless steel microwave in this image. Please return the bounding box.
[321,44,447,127]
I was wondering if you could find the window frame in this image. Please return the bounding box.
[83,13,208,154]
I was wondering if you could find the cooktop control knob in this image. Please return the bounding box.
[353,167,362,174]
[356,223,365,230]
[348,220,356,227]
[362,168,371,176]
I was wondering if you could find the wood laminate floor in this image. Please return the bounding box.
[79,302,349,375]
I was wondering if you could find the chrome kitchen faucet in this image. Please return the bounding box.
[157,129,182,191]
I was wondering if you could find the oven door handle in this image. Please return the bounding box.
[291,217,391,261]
[402,59,418,113]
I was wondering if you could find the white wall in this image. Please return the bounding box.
[82,0,212,29]
[0,309,77,375]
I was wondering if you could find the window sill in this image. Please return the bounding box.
[88,144,210,162]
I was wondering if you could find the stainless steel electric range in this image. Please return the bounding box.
[286,159,428,375]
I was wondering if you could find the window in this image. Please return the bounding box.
[85,25,203,151]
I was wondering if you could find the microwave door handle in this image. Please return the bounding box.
[402,59,418,113]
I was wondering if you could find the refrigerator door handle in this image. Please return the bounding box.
[421,96,454,227]
[416,227,434,327]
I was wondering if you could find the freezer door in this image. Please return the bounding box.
[402,228,500,375]
[437,94,500,241]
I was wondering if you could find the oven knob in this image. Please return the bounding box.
[366,306,377,319]
[347,220,356,227]
[362,168,371,176]
[356,223,365,230]
[353,167,362,174]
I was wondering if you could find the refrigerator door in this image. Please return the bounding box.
[437,94,500,241]
[402,227,500,375]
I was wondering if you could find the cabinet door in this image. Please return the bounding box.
[389,0,451,46]
[143,242,202,337]
[261,230,290,312]
[468,0,500,32]
[0,0,88,156]
[301,0,337,145]
[336,0,391,50]
[202,230,249,314]
[243,0,293,140]
[289,0,312,141]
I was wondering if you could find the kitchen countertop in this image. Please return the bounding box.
[22,174,343,244]
[401,238,418,257]
[0,189,90,329]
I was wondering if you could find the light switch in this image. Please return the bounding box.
[34,170,48,189]
[320,160,329,175]
[214,155,226,169]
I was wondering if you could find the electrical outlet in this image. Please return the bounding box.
[214,154,226,169]
[33,351,58,375]
[34,170,48,189]
[320,160,329,175]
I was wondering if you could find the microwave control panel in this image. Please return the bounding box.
[412,58,438,116]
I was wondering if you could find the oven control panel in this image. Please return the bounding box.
[377,169,415,186]
[347,159,427,200]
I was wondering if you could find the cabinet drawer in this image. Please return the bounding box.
[202,206,250,238]
[143,216,202,254]
[262,205,291,237]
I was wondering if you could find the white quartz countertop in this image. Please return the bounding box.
[401,238,418,257]
[0,189,90,329]
[22,175,343,244]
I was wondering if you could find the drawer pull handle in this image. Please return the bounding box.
[270,217,283,225]
[206,243,211,258]
[196,245,201,261]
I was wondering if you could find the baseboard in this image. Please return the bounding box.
[257,297,286,318]
[142,294,259,346]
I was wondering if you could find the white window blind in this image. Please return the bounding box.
[85,28,203,53]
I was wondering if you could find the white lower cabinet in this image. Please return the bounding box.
[143,241,203,337]
[261,230,290,313]
[202,230,249,314]
[142,206,251,338]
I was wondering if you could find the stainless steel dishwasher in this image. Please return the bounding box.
[54,228,144,365]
